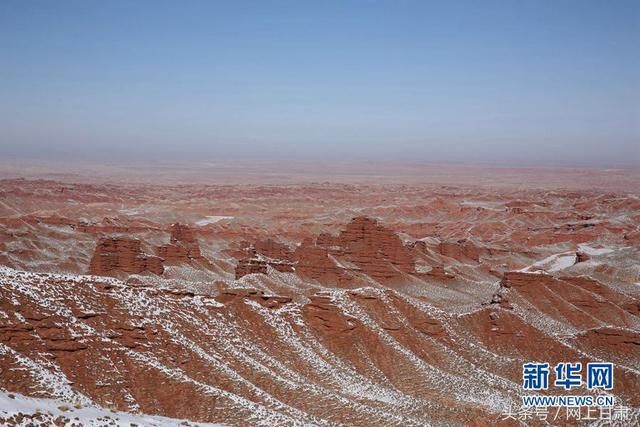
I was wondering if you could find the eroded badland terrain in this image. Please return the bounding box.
[0,162,639,426]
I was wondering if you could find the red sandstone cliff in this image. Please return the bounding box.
[88,238,164,276]
[156,223,211,267]
[236,216,417,284]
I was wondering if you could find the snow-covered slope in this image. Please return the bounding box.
[0,266,639,426]
[0,389,224,426]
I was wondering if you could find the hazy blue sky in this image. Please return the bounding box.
[1,1,638,166]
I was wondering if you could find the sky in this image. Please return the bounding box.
[0,0,638,167]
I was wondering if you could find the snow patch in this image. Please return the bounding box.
[520,252,577,273]
[0,390,226,426]
[196,216,234,226]
[577,244,615,256]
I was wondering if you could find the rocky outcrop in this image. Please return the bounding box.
[253,238,293,260]
[575,251,591,263]
[234,255,294,279]
[293,238,352,285]
[307,216,416,283]
[88,238,164,276]
[437,238,485,262]
[156,223,210,267]
[234,238,297,279]
[425,264,454,279]
[236,217,417,284]
[489,281,513,310]
[333,216,415,280]
[235,257,269,278]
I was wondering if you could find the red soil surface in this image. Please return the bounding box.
[0,162,638,425]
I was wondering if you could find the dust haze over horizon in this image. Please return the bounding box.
[1,1,638,168]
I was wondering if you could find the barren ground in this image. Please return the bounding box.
[0,161,638,426]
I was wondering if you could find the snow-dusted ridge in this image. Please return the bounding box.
[0,390,226,426]
[1,262,638,425]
